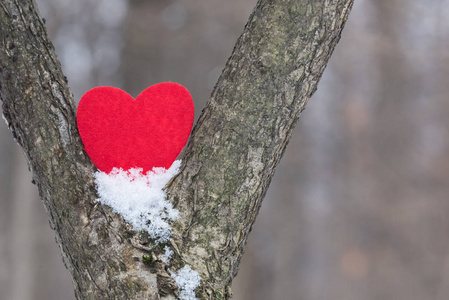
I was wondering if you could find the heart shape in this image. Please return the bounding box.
[77,83,194,173]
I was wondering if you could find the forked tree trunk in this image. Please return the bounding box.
[0,0,353,299]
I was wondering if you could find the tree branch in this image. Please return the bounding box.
[0,0,353,299]
[0,1,161,299]
[166,0,353,297]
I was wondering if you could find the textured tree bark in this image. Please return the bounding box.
[166,1,354,297]
[0,0,353,299]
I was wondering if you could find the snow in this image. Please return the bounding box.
[94,159,202,295]
[94,160,181,242]
[161,245,174,264]
[170,265,201,300]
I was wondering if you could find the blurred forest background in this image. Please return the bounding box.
[1,0,449,299]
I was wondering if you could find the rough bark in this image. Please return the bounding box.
[166,1,353,297]
[0,0,353,299]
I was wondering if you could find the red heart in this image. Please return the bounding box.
[77,83,194,173]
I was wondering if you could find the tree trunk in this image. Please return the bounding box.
[0,0,353,299]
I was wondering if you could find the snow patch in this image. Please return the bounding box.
[94,159,202,296]
[161,245,174,264]
[170,265,201,300]
[94,160,181,242]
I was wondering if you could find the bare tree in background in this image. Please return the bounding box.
[0,0,353,299]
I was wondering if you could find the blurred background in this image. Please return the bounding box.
[1,0,449,299]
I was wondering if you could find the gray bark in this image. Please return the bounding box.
[0,0,353,299]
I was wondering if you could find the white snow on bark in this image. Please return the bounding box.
[94,160,181,242]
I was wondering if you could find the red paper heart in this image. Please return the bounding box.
[77,82,194,173]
